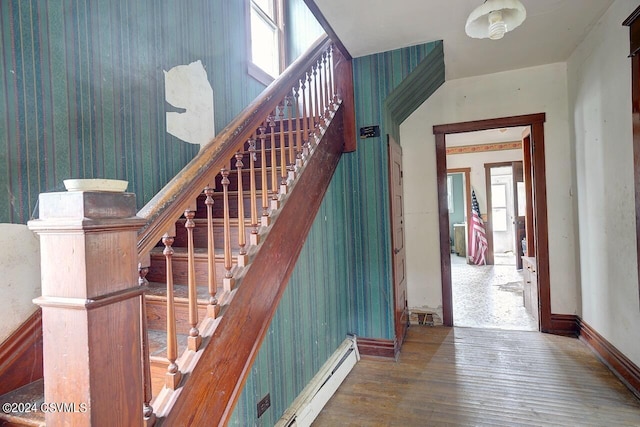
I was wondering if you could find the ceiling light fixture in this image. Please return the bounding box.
[465,0,527,40]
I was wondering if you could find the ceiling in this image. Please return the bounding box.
[313,0,614,79]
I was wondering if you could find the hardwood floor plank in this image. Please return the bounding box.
[313,327,640,426]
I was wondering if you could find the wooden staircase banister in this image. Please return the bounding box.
[164,103,346,427]
[137,35,334,258]
[0,32,355,426]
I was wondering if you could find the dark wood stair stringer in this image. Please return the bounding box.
[163,104,346,426]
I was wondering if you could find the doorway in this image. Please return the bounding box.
[446,137,534,331]
[484,162,525,268]
[434,113,550,332]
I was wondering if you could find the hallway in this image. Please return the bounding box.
[451,253,537,331]
[314,327,640,426]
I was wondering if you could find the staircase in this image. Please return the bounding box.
[0,35,355,426]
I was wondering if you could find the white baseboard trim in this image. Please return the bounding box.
[276,336,359,427]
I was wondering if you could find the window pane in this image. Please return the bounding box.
[492,208,508,232]
[517,181,526,216]
[491,183,507,208]
[250,7,279,77]
[252,0,274,19]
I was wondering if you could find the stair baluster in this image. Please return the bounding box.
[324,51,332,117]
[331,44,339,106]
[319,53,326,122]
[138,264,155,425]
[268,113,279,208]
[235,152,248,266]
[162,233,182,389]
[258,124,270,226]
[184,210,202,351]
[221,168,236,291]
[279,103,288,192]
[300,76,309,157]
[327,46,335,112]
[294,84,303,165]
[248,136,260,244]
[287,95,295,175]
[313,63,320,137]
[204,186,219,317]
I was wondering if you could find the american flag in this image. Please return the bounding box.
[469,189,487,265]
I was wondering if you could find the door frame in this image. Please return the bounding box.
[484,161,518,266]
[433,113,551,332]
[447,168,472,260]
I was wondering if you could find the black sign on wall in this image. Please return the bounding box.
[360,125,380,139]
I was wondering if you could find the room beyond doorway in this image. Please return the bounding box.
[450,254,536,330]
[434,113,549,331]
[447,155,534,331]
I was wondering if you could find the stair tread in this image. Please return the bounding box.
[148,329,189,360]
[146,281,214,303]
[0,379,45,426]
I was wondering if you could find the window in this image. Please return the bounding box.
[248,0,285,84]
[491,183,508,232]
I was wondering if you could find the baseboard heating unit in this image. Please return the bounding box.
[276,335,360,427]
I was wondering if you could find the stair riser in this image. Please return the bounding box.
[147,254,230,287]
[173,220,245,250]
[194,193,259,219]
[219,153,291,175]
[146,299,209,335]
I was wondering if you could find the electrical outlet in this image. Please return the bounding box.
[257,393,271,418]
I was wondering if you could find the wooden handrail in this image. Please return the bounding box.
[164,103,346,426]
[137,35,333,258]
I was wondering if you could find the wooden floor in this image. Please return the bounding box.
[313,326,640,426]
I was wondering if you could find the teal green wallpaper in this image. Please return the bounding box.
[230,156,354,426]
[0,0,266,223]
[448,173,465,237]
[230,40,445,422]
[347,41,444,339]
[286,0,325,63]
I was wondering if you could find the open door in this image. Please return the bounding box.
[388,135,408,349]
[512,161,525,269]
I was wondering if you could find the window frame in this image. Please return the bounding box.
[247,0,286,86]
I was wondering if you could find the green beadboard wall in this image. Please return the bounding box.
[0,0,266,223]
[229,41,445,423]
[286,0,325,63]
[347,41,444,339]
[230,156,354,426]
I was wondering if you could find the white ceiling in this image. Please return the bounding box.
[313,0,614,79]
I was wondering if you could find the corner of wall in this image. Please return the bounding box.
[0,224,41,342]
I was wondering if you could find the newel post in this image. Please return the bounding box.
[28,190,146,425]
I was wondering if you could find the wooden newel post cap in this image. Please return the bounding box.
[29,191,144,229]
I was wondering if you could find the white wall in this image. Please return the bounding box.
[401,62,578,320]
[0,224,41,342]
[447,148,522,215]
[568,0,640,365]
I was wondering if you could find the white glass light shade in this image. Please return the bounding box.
[465,0,527,40]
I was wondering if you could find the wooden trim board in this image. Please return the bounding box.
[356,337,397,359]
[579,318,640,400]
[0,309,43,397]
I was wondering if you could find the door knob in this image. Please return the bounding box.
[394,248,400,255]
